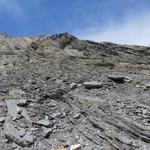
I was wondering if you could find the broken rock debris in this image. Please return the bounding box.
[1,33,150,149]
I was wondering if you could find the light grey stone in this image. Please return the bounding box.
[23,131,34,144]
[21,109,32,123]
[4,122,29,147]
[35,118,50,127]
[108,75,132,83]
[70,82,78,90]
[0,117,6,123]
[42,126,52,138]
[6,100,18,119]
[17,99,27,106]
[83,81,103,89]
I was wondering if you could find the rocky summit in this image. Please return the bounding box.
[0,32,150,150]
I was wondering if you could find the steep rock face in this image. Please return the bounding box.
[0,33,150,149]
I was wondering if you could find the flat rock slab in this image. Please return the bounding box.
[70,82,78,90]
[77,95,105,106]
[21,109,32,123]
[144,83,150,89]
[108,75,131,83]
[0,117,6,123]
[17,99,27,107]
[6,100,18,119]
[42,126,52,138]
[4,122,32,147]
[34,118,50,127]
[64,49,84,58]
[23,132,34,144]
[70,144,81,150]
[83,81,103,89]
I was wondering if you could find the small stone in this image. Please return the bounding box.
[108,75,131,83]
[70,144,81,150]
[83,81,103,89]
[142,109,147,115]
[70,82,78,90]
[17,99,27,107]
[143,83,150,90]
[18,128,26,137]
[51,112,61,118]
[37,141,49,149]
[23,132,34,144]
[17,107,22,114]
[0,117,6,123]
[4,122,29,147]
[30,127,39,131]
[42,126,52,138]
[49,99,57,107]
[6,100,18,119]
[12,116,19,121]
[21,109,32,123]
[12,142,18,149]
[73,113,80,119]
[35,118,50,127]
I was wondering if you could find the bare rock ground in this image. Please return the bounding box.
[0,33,150,149]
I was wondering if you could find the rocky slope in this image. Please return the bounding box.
[0,33,150,150]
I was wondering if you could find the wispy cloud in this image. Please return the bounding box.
[0,0,40,21]
[0,0,25,19]
[77,10,150,46]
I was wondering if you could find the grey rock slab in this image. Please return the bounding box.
[64,48,84,58]
[17,99,27,107]
[17,107,22,114]
[143,83,150,89]
[4,122,30,147]
[70,82,78,90]
[108,75,132,83]
[77,95,105,106]
[51,112,61,118]
[21,109,32,123]
[70,82,77,89]
[18,128,26,137]
[36,141,49,149]
[9,89,25,99]
[12,142,19,149]
[35,118,50,127]
[22,131,34,144]
[0,117,6,123]
[73,113,80,119]
[83,81,103,89]
[6,100,18,119]
[70,144,81,150]
[49,99,57,107]
[42,126,52,138]
[30,127,39,131]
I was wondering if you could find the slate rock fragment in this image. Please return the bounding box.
[83,81,103,89]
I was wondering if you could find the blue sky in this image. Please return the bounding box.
[0,0,150,45]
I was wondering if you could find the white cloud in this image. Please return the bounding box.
[77,10,150,46]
